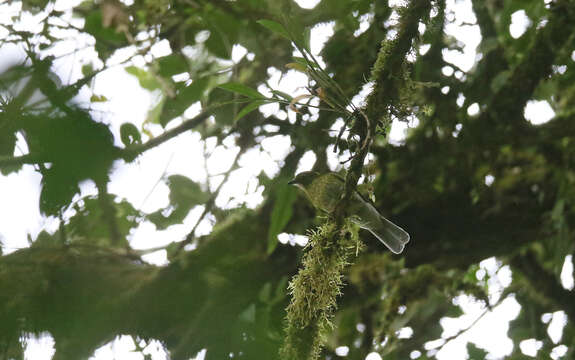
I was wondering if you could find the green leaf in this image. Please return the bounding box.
[84,10,127,60]
[292,56,321,70]
[90,94,108,102]
[156,54,188,77]
[208,87,235,126]
[257,19,291,40]
[167,175,210,206]
[267,183,297,254]
[271,90,293,101]
[81,63,94,77]
[218,82,266,99]
[466,343,488,360]
[204,9,240,59]
[148,175,210,230]
[160,77,210,127]
[235,100,266,122]
[125,66,161,91]
[120,123,141,146]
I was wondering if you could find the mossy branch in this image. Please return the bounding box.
[342,0,431,207]
[281,2,432,359]
[280,220,363,359]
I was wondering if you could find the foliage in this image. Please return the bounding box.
[1,0,575,359]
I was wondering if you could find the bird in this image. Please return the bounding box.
[288,171,410,254]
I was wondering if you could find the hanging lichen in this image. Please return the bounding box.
[280,219,363,359]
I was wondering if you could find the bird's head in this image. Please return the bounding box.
[288,171,320,190]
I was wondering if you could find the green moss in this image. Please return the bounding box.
[280,220,363,359]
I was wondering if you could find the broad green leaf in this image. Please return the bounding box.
[267,183,297,254]
[218,82,265,99]
[159,77,209,127]
[120,123,141,146]
[204,9,240,59]
[156,54,188,77]
[125,66,161,91]
[257,19,291,40]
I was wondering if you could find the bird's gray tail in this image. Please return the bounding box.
[369,216,410,254]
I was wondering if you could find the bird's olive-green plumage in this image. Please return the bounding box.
[289,171,410,254]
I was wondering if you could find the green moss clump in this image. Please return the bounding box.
[280,219,363,359]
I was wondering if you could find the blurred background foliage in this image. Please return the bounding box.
[0,0,574,359]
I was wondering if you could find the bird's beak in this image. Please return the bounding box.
[287,179,296,185]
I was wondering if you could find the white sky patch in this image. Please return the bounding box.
[207,146,241,175]
[456,93,465,107]
[354,13,373,37]
[419,44,431,55]
[552,345,568,359]
[150,39,172,58]
[443,0,481,72]
[310,21,335,57]
[397,327,414,339]
[388,117,419,146]
[366,352,383,360]
[293,0,321,9]
[277,232,308,247]
[261,134,292,161]
[547,311,567,344]
[442,66,454,77]
[467,103,480,116]
[89,335,169,360]
[231,44,248,63]
[23,333,55,360]
[326,144,349,172]
[389,120,409,145]
[452,123,462,138]
[388,0,408,6]
[510,10,531,39]
[520,339,543,357]
[296,150,317,173]
[0,166,44,253]
[552,65,567,75]
[561,255,574,290]
[335,346,349,356]
[484,174,495,186]
[524,100,555,125]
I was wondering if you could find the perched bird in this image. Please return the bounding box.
[288,171,410,254]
